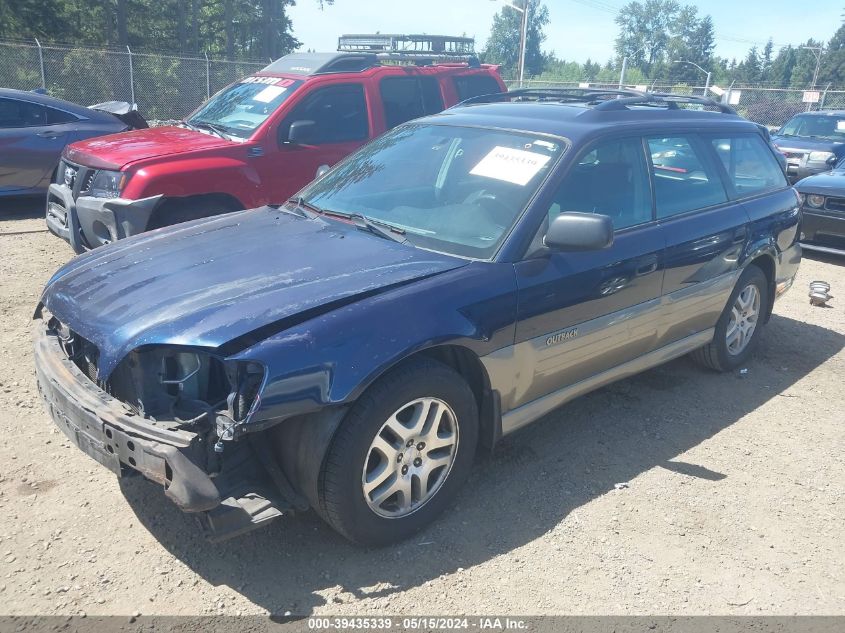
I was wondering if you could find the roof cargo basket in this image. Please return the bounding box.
[338,34,479,65]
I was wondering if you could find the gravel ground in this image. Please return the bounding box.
[1,199,843,617]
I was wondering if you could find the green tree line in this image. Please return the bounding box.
[483,0,845,89]
[0,0,333,60]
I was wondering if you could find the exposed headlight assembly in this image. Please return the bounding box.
[87,169,126,198]
[807,194,826,208]
[808,151,836,163]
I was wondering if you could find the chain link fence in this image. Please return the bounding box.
[506,80,845,129]
[1,39,843,127]
[0,40,265,120]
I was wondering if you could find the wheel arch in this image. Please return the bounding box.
[146,192,245,230]
[744,250,776,322]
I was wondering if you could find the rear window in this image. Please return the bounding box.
[648,136,728,218]
[710,134,788,198]
[379,77,444,129]
[453,75,502,102]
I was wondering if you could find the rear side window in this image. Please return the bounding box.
[453,75,502,101]
[648,136,728,218]
[710,134,788,197]
[45,107,78,125]
[279,83,368,144]
[0,98,48,128]
[547,137,652,230]
[379,77,444,129]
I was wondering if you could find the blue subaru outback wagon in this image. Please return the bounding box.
[34,89,801,545]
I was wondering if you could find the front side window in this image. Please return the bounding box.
[187,77,303,139]
[297,124,563,259]
[779,114,845,141]
[546,137,652,231]
[0,98,48,128]
[648,136,728,218]
[279,83,368,144]
[711,134,788,197]
[379,77,444,129]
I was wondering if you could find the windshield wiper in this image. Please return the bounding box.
[180,119,200,132]
[324,211,408,244]
[191,121,232,140]
[284,196,322,219]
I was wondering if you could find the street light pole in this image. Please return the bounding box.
[619,46,647,88]
[491,0,527,87]
[801,45,823,90]
[671,59,711,96]
[518,1,528,88]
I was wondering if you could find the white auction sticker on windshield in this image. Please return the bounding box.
[470,146,551,186]
[253,85,286,103]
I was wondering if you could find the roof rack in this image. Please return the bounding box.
[455,87,737,114]
[338,34,475,56]
[337,34,479,65]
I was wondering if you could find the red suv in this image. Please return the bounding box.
[46,45,505,252]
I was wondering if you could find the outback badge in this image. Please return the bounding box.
[546,328,578,347]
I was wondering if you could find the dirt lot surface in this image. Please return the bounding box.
[1,199,843,617]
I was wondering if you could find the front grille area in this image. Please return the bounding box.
[56,159,96,200]
[825,197,845,213]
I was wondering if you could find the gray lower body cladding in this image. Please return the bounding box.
[45,182,161,253]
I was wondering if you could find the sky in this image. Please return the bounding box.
[287,0,842,65]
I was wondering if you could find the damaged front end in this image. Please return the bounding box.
[33,307,305,540]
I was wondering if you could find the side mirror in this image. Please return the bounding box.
[544,212,613,252]
[315,164,330,179]
[286,119,317,144]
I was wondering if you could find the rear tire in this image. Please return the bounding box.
[691,264,769,372]
[317,357,478,546]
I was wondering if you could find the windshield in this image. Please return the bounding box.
[187,77,303,139]
[779,114,845,141]
[297,124,563,259]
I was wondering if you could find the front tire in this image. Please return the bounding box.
[691,264,769,372]
[318,357,478,545]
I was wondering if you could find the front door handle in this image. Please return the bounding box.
[732,228,747,244]
[635,256,658,276]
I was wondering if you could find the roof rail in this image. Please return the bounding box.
[454,87,738,114]
[594,92,737,114]
[455,87,646,107]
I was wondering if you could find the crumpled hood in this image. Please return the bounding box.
[65,125,233,170]
[41,209,466,378]
[795,168,845,193]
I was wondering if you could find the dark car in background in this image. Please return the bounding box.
[33,89,800,545]
[0,88,145,200]
[771,110,845,183]
[795,160,845,256]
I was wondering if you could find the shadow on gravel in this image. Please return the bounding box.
[802,250,845,268]
[121,313,844,615]
[0,195,45,220]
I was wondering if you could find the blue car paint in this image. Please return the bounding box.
[41,208,468,379]
[38,103,803,440]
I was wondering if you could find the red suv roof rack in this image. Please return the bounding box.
[338,34,480,66]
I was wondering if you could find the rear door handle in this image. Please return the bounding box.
[732,228,747,244]
[37,130,60,138]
